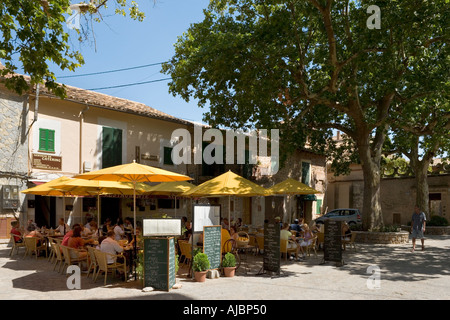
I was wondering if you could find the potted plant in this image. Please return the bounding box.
[222,252,236,277]
[192,252,210,282]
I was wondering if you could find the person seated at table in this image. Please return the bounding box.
[100,230,124,265]
[84,218,93,230]
[123,217,134,242]
[61,224,80,246]
[55,218,70,235]
[11,221,23,243]
[280,223,300,260]
[67,226,93,261]
[342,222,352,241]
[89,221,100,238]
[221,218,230,231]
[289,219,303,237]
[80,224,93,238]
[233,218,242,229]
[101,218,112,236]
[114,218,125,241]
[25,225,45,245]
[230,226,239,241]
[127,226,142,248]
[299,224,314,258]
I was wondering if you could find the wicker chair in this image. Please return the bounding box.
[9,233,25,256]
[23,237,47,259]
[94,249,127,285]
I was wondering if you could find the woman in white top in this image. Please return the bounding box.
[114,218,125,241]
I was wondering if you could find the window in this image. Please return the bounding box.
[301,161,311,186]
[102,127,122,168]
[2,185,19,209]
[39,128,55,152]
[163,147,174,165]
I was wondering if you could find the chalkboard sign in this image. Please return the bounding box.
[263,222,280,274]
[143,237,176,291]
[193,205,221,232]
[203,225,222,269]
[323,220,343,263]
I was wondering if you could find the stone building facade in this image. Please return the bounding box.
[0,86,29,237]
[326,163,450,226]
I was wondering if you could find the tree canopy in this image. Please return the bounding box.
[0,0,146,97]
[163,0,449,229]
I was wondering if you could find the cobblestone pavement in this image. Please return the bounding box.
[1,235,449,301]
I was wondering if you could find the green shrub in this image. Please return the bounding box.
[192,253,210,272]
[427,215,449,226]
[222,252,236,268]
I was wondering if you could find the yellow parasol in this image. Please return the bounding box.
[73,161,192,234]
[145,181,196,217]
[268,178,322,223]
[52,179,154,227]
[21,176,83,228]
[182,170,269,224]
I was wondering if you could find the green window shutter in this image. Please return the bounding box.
[39,128,55,152]
[164,147,174,165]
[316,199,323,215]
[102,127,122,168]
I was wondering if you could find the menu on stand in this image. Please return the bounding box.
[203,225,222,269]
[263,222,280,274]
[323,220,343,264]
[143,237,176,291]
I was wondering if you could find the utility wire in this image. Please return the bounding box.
[87,77,172,90]
[58,61,167,78]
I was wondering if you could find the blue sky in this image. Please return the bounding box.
[54,0,211,124]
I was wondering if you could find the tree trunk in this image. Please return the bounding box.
[360,151,384,230]
[415,166,429,217]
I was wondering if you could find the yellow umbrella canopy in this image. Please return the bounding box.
[268,178,322,195]
[52,178,155,227]
[182,170,269,225]
[73,161,192,234]
[73,161,192,183]
[146,181,196,196]
[268,178,321,223]
[21,176,74,196]
[182,170,269,197]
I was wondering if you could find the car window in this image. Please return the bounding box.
[326,211,339,217]
[342,210,350,216]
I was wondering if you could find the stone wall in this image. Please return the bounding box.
[0,87,29,224]
[353,231,410,244]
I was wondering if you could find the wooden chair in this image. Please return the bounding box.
[178,240,192,269]
[23,237,47,259]
[9,233,25,256]
[86,246,99,279]
[280,239,298,261]
[52,243,65,273]
[305,236,318,257]
[343,232,357,252]
[255,235,264,255]
[47,237,59,263]
[94,249,127,285]
[60,245,87,274]
[316,232,324,250]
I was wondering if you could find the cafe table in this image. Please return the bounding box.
[236,244,257,274]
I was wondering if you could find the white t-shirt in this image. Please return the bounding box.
[100,237,124,264]
[55,224,70,235]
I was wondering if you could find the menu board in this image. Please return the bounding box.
[143,219,181,237]
[143,237,176,291]
[263,222,280,274]
[203,225,222,269]
[323,220,342,263]
[193,205,221,233]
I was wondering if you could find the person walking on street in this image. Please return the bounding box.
[411,205,426,252]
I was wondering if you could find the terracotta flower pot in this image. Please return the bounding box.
[223,267,236,277]
[194,271,207,282]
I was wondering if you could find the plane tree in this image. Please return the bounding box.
[163,0,449,230]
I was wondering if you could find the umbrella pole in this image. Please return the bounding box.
[228,196,231,230]
[133,182,137,281]
[97,193,100,230]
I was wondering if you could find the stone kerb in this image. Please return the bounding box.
[353,231,409,244]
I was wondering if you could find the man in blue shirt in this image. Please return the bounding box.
[411,205,426,252]
[289,219,303,237]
